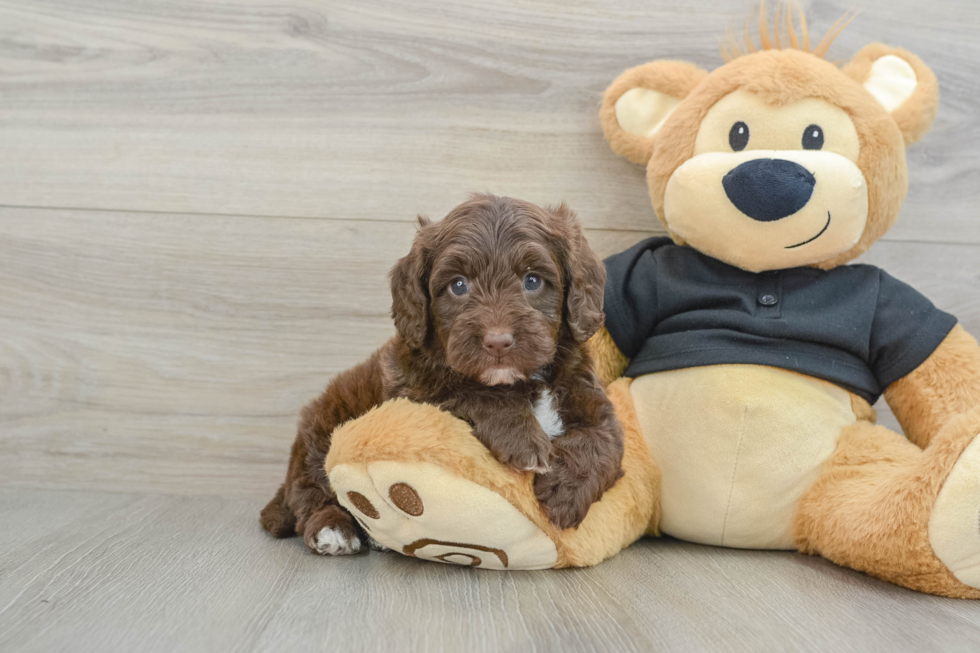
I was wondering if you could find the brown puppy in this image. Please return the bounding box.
[260,194,624,555]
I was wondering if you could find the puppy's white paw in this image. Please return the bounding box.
[523,462,551,475]
[312,526,362,556]
[366,535,389,552]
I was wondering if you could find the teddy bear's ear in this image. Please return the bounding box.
[843,44,939,145]
[601,60,709,165]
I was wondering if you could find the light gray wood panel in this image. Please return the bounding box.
[1,207,978,497]
[0,0,978,242]
[1,488,979,653]
[0,207,651,497]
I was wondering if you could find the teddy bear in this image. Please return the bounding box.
[323,8,980,599]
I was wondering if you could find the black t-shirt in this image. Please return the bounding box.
[603,237,957,404]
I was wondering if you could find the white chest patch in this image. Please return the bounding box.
[532,388,565,440]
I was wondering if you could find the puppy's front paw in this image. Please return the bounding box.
[490,435,553,474]
[302,505,363,556]
[534,464,594,530]
[310,526,363,556]
[366,535,389,552]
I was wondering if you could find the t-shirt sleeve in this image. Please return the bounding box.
[602,238,667,360]
[870,269,958,389]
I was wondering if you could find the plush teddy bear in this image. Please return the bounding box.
[324,9,980,598]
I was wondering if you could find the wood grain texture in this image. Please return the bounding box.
[3,1,980,650]
[1,488,979,653]
[2,208,978,496]
[0,0,978,241]
[0,207,654,496]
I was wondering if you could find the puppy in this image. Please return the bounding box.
[260,194,624,555]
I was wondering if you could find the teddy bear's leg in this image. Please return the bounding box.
[324,397,566,569]
[794,408,980,598]
[323,379,659,569]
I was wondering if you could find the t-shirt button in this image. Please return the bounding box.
[759,293,779,306]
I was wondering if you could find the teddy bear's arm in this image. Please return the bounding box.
[587,327,631,385]
[883,324,980,449]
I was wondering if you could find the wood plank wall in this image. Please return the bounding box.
[2,0,979,498]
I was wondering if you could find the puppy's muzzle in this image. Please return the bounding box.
[722,158,816,222]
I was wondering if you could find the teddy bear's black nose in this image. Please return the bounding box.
[722,158,816,222]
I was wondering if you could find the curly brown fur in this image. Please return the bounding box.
[260,195,625,550]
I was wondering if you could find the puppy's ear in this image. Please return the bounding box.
[389,216,432,349]
[550,204,606,342]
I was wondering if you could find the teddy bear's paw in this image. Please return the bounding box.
[929,432,980,589]
[329,460,558,570]
[310,526,363,556]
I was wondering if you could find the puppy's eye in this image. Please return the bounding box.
[523,273,542,292]
[802,124,824,150]
[449,277,468,296]
[729,121,749,152]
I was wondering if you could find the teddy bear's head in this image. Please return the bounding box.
[600,6,938,272]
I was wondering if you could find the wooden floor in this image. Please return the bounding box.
[2,1,980,651]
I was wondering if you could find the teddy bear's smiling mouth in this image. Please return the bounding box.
[785,212,832,249]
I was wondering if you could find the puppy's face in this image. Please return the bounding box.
[428,212,563,385]
[390,195,605,385]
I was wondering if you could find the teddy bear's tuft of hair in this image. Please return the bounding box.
[721,2,860,63]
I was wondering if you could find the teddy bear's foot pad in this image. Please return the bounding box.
[330,461,558,570]
[929,432,980,589]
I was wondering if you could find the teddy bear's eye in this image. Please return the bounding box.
[802,124,824,150]
[729,121,750,151]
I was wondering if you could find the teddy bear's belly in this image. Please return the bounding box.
[630,364,857,549]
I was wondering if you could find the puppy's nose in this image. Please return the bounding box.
[722,158,815,222]
[483,330,515,355]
